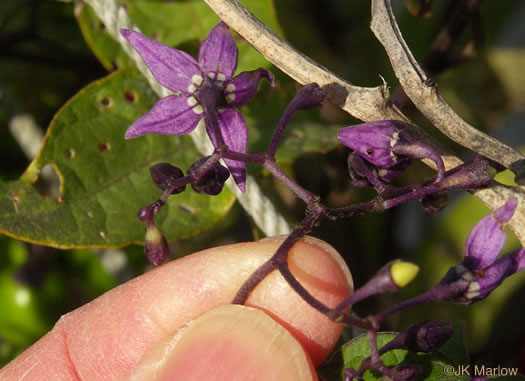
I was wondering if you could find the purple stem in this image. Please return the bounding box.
[232,205,322,304]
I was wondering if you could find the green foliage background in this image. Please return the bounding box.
[1,0,525,377]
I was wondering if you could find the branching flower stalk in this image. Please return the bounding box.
[122,21,525,380]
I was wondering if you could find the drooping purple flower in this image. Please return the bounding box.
[338,120,445,183]
[339,120,400,168]
[120,22,274,192]
[441,199,523,304]
[455,247,525,304]
[464,199,517,270]
[377,200,524,318]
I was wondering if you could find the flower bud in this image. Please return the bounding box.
[330,260,419,320]
[380,321,453,354]
[188,156,230,195]
[289,83,327,111]
[144,219,169,266]
[150,163,186,194]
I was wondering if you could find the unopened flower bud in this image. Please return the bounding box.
[330,260,419,320]
[289,83,327,111]
[188,156,230,195]
[150,163,186,194]
[391,363,424,381]
[380,321,453,354]
[144,219,169,266]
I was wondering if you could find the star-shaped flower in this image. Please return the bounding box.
[120,22,274,192]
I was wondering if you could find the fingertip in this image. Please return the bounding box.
[247,236,353,366]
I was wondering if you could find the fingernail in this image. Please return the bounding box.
[258,235,353,290]
[126,305,317,381]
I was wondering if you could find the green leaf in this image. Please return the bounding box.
[0,69,235,248]
[75,3,131,70]
[77,0,282,72]
[437,321,469,366]
[341,330,470,380]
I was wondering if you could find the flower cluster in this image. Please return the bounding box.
[122,20,524,381]
[121,22,274,192]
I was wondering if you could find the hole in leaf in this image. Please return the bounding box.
[65,148,76,159]
[99,96,113,109]
[87,211,94,218]
[124,90,138,103]
[179,204,196,215]
[33,164,61,198]
[98,142,111,152]
[99,231,107,240]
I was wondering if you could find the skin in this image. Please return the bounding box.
[0,236,353,381]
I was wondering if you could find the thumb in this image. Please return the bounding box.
[127,304,318,381]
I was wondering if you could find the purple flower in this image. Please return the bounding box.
[120,22,274,192]
[339,121,400,168]
[456,248,525,303]
[464,199,517,270]
[338,120,445,183]
[435,199,523,304]
[379,200,524,314]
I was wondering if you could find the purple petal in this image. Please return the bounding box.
[125,95,203,138]
[461,251,518,303]
[198,22,238,81]
[120,29,200,93]
[338,121,399,167]
[464,199,517,270]
[206,108,247,192]
[509,248,525,273]
[225,69,275,108]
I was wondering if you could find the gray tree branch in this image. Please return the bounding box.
[204,0,525,245]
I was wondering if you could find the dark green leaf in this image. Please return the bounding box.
[0,69,235,248]
[75,3,131,70]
